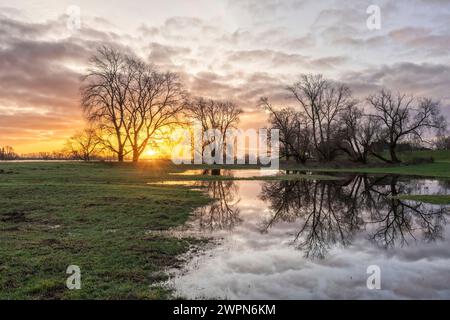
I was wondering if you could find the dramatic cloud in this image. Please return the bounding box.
[340,62,450,118]
[0,11,120,151]
[1,0,450,152]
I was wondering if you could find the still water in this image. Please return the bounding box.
[164,170,450,299]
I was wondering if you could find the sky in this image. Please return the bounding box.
[1,0,450,153]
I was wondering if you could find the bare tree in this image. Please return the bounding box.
[259,97,312,163]
[125,57,185,162]
[339,104,379,163]
[185,97,243,161]
[81,46,133,162]
[367,89,446,163]
[81,47,186,162]
[287,74,356,161]
[65,128,102,161]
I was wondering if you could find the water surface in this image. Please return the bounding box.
[164,171,450,299]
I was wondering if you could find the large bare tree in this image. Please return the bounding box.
[81,46,132,162]
[287,74,356,161]
[81,46,185,162]
[125,58,185,162]
[367,89,446,163]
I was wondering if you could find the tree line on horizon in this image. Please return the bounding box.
[0,146,18,161]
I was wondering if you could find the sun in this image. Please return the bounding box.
[145,148,157,157]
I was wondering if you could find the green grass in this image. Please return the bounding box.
[390,149,450,163]
[276,150,450,179]
[394,194,450,205]
[0,161,210,299]
[301,162,450,179]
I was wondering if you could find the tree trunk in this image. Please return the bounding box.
[117,146,124,162]
[132,149,139,163]
[389,145,400,163]
[361,150,368,164]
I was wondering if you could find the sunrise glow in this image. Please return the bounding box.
[1,0,449,156]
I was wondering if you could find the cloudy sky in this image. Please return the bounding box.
[1,0,450,153]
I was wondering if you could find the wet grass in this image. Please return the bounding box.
[1,159,447,298]
[0,161,210,299]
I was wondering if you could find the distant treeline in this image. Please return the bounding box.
[0,147,116,161]
[0,146,18,160]
[2,139,449,162]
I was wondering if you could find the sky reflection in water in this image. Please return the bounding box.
[166,171,450,299]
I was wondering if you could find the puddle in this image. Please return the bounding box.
[163,174,450,299]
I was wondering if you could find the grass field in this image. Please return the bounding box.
[390,149,450,163]
[0,162,211,299]
[0,155,449,299]
[300,162,450,179]
[0,161,339,299]
[280,150,450,179]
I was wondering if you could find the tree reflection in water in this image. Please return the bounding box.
[192,170,241,231]
[188,170,448,259]
[259,175,448,259]
[366,176,447,248]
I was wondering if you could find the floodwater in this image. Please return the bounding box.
[163,170,450,299]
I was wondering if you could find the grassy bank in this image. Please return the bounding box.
[394,194,450,205]
[0,162,210,299]
[389,149,450,163]
[300,162,450,179]
[273,150,450,179]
